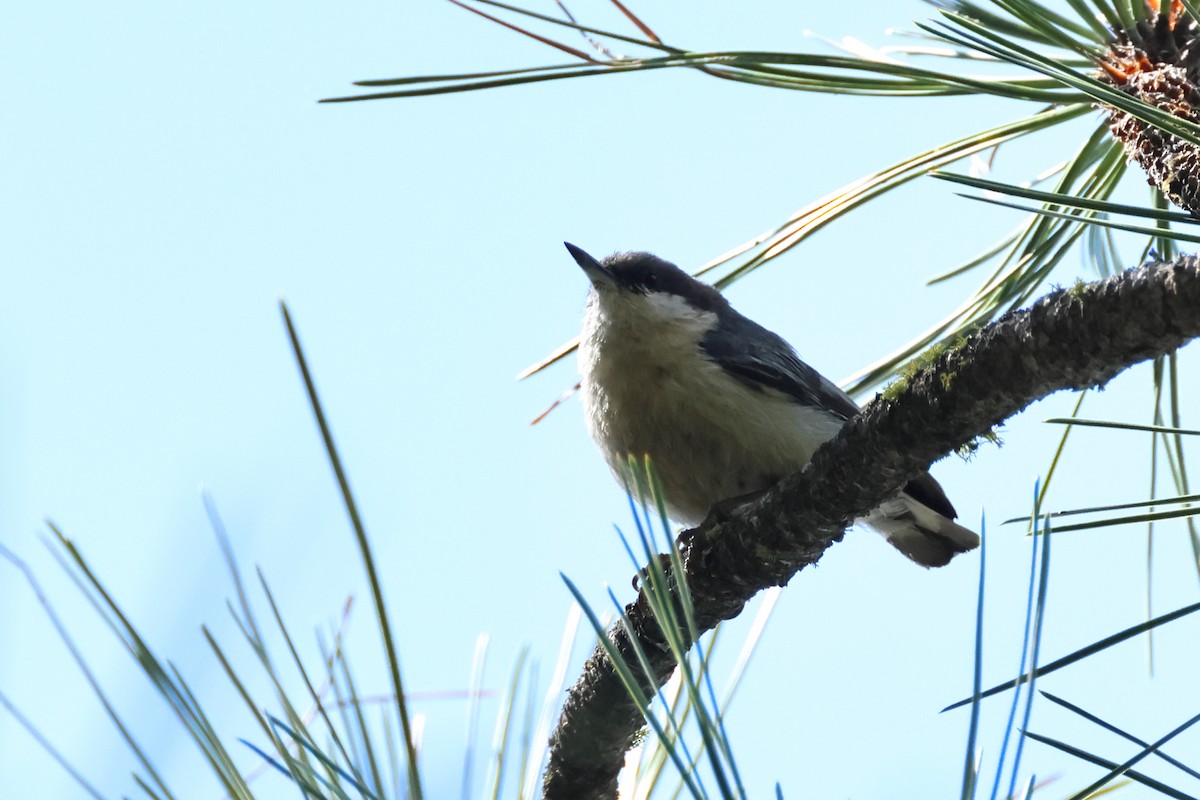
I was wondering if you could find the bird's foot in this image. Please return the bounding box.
[631,553,675,592]
[705,488,769,526]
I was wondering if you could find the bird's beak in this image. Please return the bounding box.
[565,242,615,288]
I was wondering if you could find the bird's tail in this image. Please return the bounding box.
[863,492,980,568]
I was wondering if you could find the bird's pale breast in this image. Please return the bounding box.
[579,294,843,526]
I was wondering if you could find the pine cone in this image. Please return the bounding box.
[1100,2,1200,215]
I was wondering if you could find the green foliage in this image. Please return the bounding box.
[364,0,1199,420]
[561,456,758,799]
[8,1,1200,798]
[0,307,556,800]
[0,319,783,800]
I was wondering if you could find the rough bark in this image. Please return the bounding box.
[540,257,1200,800]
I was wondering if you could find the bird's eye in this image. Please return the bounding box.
[641,273,657,290]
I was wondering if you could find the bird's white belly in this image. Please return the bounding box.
[580,337,844,526]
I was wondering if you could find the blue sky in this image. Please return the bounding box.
[4,1,1200,798]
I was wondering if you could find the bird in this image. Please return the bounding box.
[567,242,980,568]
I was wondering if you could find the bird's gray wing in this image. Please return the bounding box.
[699,311,862,421]
[701,311,960,521]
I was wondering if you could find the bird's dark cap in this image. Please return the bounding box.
[567,243,728,312]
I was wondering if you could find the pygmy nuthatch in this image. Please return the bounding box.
[568,243,979,568]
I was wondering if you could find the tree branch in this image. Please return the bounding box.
[541,256,1200,800]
